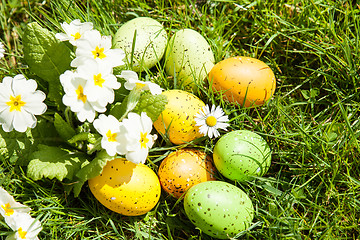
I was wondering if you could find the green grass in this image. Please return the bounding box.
[1,0,360,239]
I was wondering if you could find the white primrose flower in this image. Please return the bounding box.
[71,30,125,68]
[117,70,163,95]
[119,112,157,164]
[93,114,127,156]
[0,74,47,132]
[5,213,42,240]
[0,42,5,59]
[60,70,106,123]
[0,187,31,229]
[194,104,230,139]
[55,19,93,46]
[76,59,120,107]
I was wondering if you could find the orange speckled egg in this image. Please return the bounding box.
[158,148,217,199]
[88,158,161,216]
[153,90,205,145]
[209,56,276,107]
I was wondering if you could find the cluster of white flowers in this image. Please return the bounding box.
[56,19,162,164]
[0,187,42,240]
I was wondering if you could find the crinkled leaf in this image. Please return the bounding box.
[72,150,114,197]
[0,120,62,166]
[27,145,89,181]
[132,93,168,122]
[68,132,97,144]
[54,113,76,141]
[23,22,72,105]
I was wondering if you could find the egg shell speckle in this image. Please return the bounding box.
[113,17,168,72]
[88,158,161,216]
[158,148,217,199]
[184,181,254,239]
[213,130,272,181]
[209,56,276,107]
[153,90,205,145]
[165,29,215,89]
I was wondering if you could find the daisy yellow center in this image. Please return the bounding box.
[139,132,149,149]
[6,95,26,112]
[205,116,217,127]
[106,130,117,142]
[1,203,14,216]
[92,46,106,59]
[93,73,105,87]
[18,227,27,239]
[71,32,81,40]
[76,85,87,103]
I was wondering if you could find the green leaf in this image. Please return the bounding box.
[0,120,62,166]
[27,145,89,181]
[132,93,168,122]
[54,113,76,141]
[68,132,97,145]
[23,22,72,105]
[72,150,114,197]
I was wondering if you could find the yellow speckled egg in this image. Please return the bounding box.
[209,56,276,107]
[88,158,161,216]
[153,90,205,145]
[158,148,217,199]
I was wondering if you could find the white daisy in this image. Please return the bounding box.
[55,19,93,46]
[0,42,5,59]
[71,30,125,68]
[117,70,163,95]
[194,104,230,138]
[119,112,157,164]
[0,74,47,132]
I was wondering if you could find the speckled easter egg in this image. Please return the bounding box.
[88,158,161,216]
[158,149,217,199]
[184,181,254,239]
[209,56,276,107]
[113,17,168,72]
[153,90,205,145]
[165,29,215,89]
[213,130,271,181]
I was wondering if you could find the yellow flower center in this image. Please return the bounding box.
[205,116,217,127]
[92,46,106,59]
[106,130,117,142]
[18,227,27,239]
[76,85,87,103]
[1,203,14,216]
[135,82,146,90]
[139,132,149,149]
[71,32,81,40]
[6,95,26,112]
[93,73,105,87]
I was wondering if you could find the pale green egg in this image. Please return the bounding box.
[213,130,272,181]
[184,181,254,239]
[164,29,214,89]
[113,17,168,72]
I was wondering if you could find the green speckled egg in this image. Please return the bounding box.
[165,29,215,89]
[184,181,254,239]
[153,90,205,145]
[88,158,161,216]
[113,17,168,72]
[213,130,271,181]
